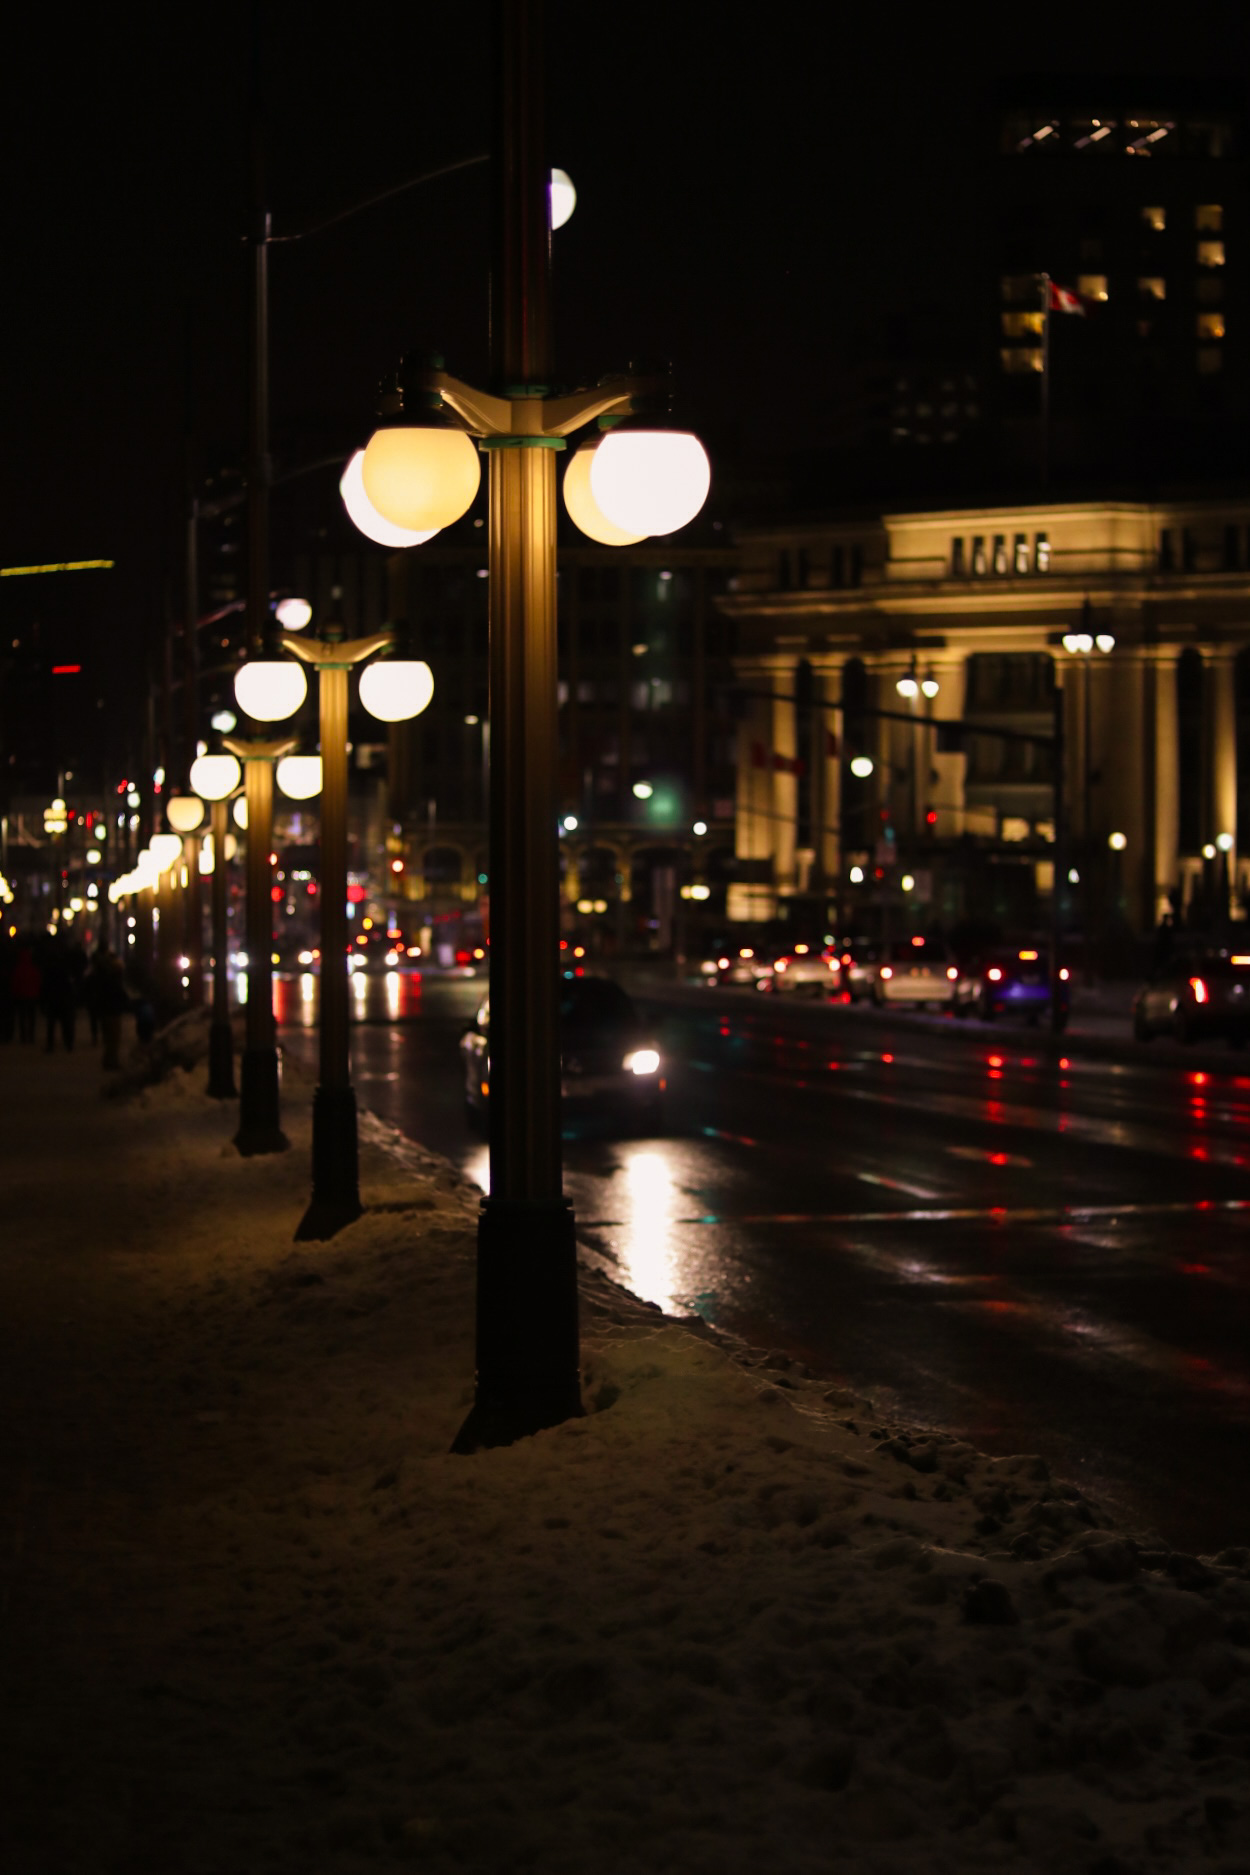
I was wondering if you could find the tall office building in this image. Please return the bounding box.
[993,79,1246,483]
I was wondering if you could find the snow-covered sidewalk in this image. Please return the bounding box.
[2,1032,1248,1873]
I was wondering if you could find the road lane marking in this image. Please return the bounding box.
[857,1171,947,1200]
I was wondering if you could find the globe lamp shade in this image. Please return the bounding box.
[189,753,242,801]
[149,834,185,871]
[276,754,323,800]
[234,658,307,722]
[550,167,576,230]
[360,427,481,533]
[359,659,434,722]
[166,795,205,833]
[339,451,441,549]
[563,440,646,545]
[233,797,249,830]
[589,429,711,537]
[274,596,313,631]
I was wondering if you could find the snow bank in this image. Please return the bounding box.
[1,1042,1248,1873]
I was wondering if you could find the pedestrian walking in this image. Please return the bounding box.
[39,935,77,1051]
[95,944,129,1071]
[12,940,41,1044]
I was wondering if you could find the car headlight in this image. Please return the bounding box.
[623,1048,660,1076]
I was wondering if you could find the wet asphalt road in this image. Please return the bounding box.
[277,970,1250,1555]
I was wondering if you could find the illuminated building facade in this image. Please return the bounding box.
[722,497,1250,942]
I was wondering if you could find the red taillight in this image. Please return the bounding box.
[1190,977,1209,1005]
[1058,968,1070,982]
[987,967,1003,982]
[947,967,958,981]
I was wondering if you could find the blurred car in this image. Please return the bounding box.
[840,938,882,1002]
[704,945,774,989]
[864,937,954,1009]
[1132,947,1250,1045]
[462,974,666,1131]
[952,946,1069,1028]
[767,944,842,996]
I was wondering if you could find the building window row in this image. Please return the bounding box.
[951,532,1049,578]
[1160,524,1250,572]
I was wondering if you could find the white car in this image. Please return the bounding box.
[866,938,955,1009]
[768,946,841,996]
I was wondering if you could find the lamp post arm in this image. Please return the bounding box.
[280,630,395,669]
[269,153,489,245]
[426,369,664,441]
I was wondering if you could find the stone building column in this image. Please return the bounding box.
[1151,649,1181,921]
[1206,647,1238,854]
[770,673,798,897]
[926,653,967,838]
[815,664,842,892]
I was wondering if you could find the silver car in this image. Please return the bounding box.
[866,938,955,1009]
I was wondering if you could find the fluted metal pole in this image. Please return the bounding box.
[235,754,287,1154]
[206,798,237,1097]
[456,0,582,1451]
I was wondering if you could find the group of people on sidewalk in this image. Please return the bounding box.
[0,930,153,1069]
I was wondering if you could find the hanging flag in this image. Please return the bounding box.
[1048,282,1086,315]
[772,751,805,776]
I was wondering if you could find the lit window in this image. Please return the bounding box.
[1001,311,1044,337]
[1035,533,1051,573]
[1013,533,1029,575]
[992,534,1008,576]
[1141,205,1166,231]
[1197,313,1226,341]
[1198,241,1226,268]
[971,536,987,576]
[1000,347,1044,374]
[1076,273,1109,301]
[1138,276,1166,300]
[1198,347,1224,375]
[1196,204,1223,232]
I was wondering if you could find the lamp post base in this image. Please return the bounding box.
[234,1047,289,1156]
[451,1197,583,1453]
[206,1019,237,1100]
[295,1084,363,1241]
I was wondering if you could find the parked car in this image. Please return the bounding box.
[767,944,842,996]
[461,974,666,1131]
[705,945,774,989]
[1132,947,1250,1045]
[864,937,954,1009]
[841,938,883,1003]
[952,946,1070,1028]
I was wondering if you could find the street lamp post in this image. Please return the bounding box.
[280,625,429,1240]
[222,733,299,1153]
[190,752,242,1098]
[346,0,709,1449]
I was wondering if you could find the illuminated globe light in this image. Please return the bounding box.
[850,755,874,779]
[590,428,710,538]
[550,167,576,231]
[849,865,865,884]
[339,450,441,549]
[358,659,434,722]
[189,753,242,800]
[275,596,313,631]
[233,797,249,830]
[1095,633,1116,654]
[562,815,579,832]
[632,781,654,800]
[166,795,205,833]
[1108,830,1128,852]
[360,427,481,532]
[896,674,919,698]
[276,755,323,800]
[235,658,307,721]
[562,438,646,546]
[1217,831,1235,852]
[150,833,185,871]
[210,709,237,733]
[920,675,941,699]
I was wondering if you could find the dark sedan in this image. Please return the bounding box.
[952,946,1070,1028]
[1133,948,1250,1045]
[461,974,666,1132]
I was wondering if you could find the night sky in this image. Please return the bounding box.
[1,0,1245,731]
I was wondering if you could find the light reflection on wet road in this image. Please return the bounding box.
[278,973,1250,1552]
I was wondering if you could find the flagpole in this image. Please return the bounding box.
[1039,272,1051,492]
